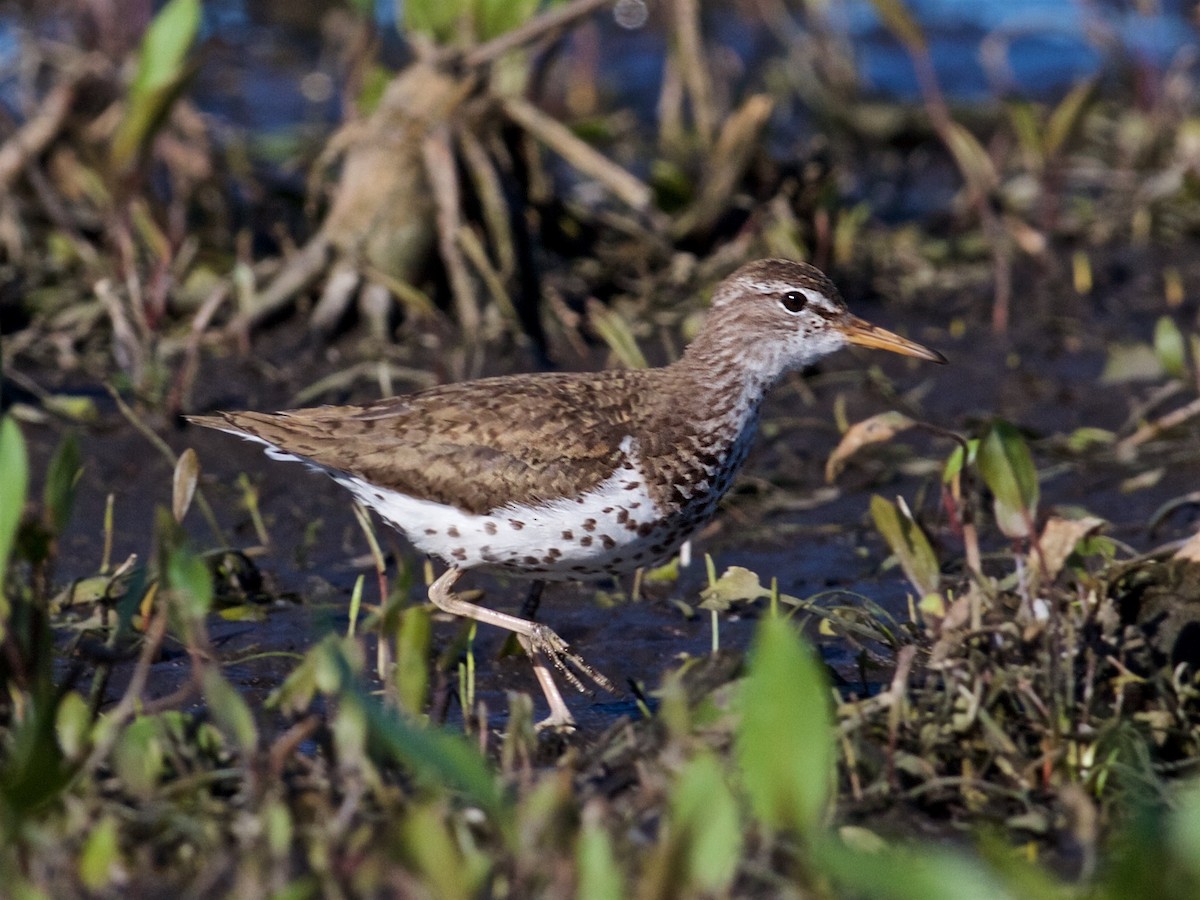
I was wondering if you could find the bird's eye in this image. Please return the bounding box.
[781,290,808,313]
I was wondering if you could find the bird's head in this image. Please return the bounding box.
[696,258,946,381]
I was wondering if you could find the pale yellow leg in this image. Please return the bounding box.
[427,569,614,729]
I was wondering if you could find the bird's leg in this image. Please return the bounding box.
[426,570,616,728]
[513,580,576,728]
[519,580,545,619]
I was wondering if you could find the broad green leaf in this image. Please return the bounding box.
[43,432,81,537]
[476,0,540,41]
[870,495,941,597]
[395,604,432,715]
[360,686,507,823]
[977,421,1039,540]
[404,0,468,43]
[110,0,201,171]
[55,690,92,759]
[398,803,489,898]
[112,716,164,799]
[1100,342,1164,384]
[167,542,212,623]
[0,690,72,813]
[78,816,121,891]
[736,616,834,834]
[202,668,258,756]
[577,805,624,900]
[1154,316,1187,380]
[670,752,742,892]
[1169,779,1200,878]
[172,448,199,523]
[698,565,770,612]
[819,834,1019,900]
[0,417,29,618]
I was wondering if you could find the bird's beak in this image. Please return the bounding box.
[839,315,947,364]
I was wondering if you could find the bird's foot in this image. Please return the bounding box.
[526,623,617,697]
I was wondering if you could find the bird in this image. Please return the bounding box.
[188,259,946,728]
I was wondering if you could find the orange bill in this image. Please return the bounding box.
[839,316,947,364]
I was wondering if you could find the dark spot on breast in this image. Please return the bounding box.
[582,518,597,532]
[637,522,655,537]
[580,536,593,547]
[600,535,616,550]
[451,548,468,561]
[447,526,460,538]
[484,521,498,535]
[624,481,641,491]
[542,550,562,563]
[602,506,613,514]
[561,529,574,540]
[425,528,438,536]
[510,519,525,530]
[523,555,540,565]
[616,509,629,524]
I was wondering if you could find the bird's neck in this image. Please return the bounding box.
[669,324,783,424]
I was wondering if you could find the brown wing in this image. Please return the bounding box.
[189,370,658,514]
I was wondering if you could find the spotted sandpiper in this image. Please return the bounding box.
[189,259,945,727]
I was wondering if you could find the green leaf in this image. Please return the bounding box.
[404,0,468,43]
[819,834,1020,900]
[111,716,164,799]
[0,417,29,621]
[1005,101,1043,169]
[577,812,625,900]
[869,495,941,597]
[736,616,834,834]
[0,690,72,814]
[54,691,92,759]
[202,668,258,756]
[395,604,432,715]
[670,752,742,892]
[78,815,121,891]
[698,566,770,612]
[166,542,212,623]
[1154,316,1187,380]
[397,803,488,898]
[43,432,81,537]
[977,421,1039,540]
[941,438,978,485]
[475,0,541,41]
[1100,342,1164,384]
[359,685,508,824]
[110,0,201,171]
